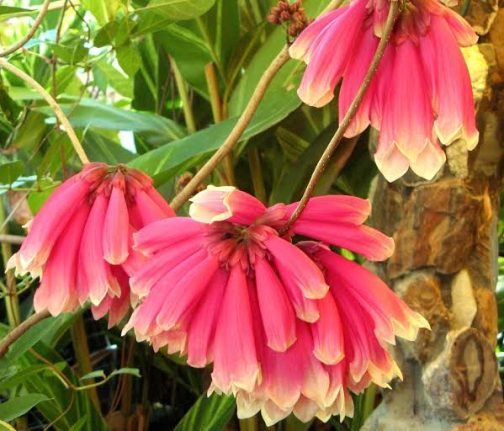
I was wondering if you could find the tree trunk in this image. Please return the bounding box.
[363,2,504,430]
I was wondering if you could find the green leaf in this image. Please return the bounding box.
[109,367,142,378]
[0,394,51,422]
[80,370,106,381]
[130,83,300,184]
[0,6,32,20]
[0,161,23,185]
[136,0,216,21]
[34,97,186,146]
[116,44,142,78]
[0,314,76,367]
[0,365,49,391]
[81,0,122,25]
[174,393,235,431]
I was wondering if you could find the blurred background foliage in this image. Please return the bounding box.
[0,0,501,430]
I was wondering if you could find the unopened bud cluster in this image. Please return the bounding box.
[267,0,309,38]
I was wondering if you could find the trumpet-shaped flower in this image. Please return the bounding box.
[289,0,478,181]
[9,163,174,325]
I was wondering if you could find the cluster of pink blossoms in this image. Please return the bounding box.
[9,163,174,327]
[290,0,479,181]
[10,165,429,425]
[123,186,429,424]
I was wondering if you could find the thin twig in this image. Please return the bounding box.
[0,234,25,245]
[0,0,51,57]
[170,0,345,211]
[170,46,290,211]
[169,56,196,133]
[280,1,400,233]
[0,58,89,164]
[0,310,51,358]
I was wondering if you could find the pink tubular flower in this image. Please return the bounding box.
[289,0,479,181]
[124,186,428,423]
[9,163,174,326]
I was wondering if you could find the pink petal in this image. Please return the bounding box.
[295,0,368,107]
[212,265,259,393]
[291,220,395,261]
[155,254,220,331]
[129,236,202,297]
[187,269,228,367]
[265,235,329,299]
[409,140,447,180]
[339,27,379,137]
[132,189,172,227]
[103,186,130,265]
[254,257,297,352]
[420,16,478,150]
[442,7,478,47]
[285,195,371,226]
[78,194,121,305]
[189,186,266,225]
[133,217,204,255]
[289,7,348,61]
[374,132,410,182]
[18,177,90,272]
[380,41,433,161]
[146,187,175,217]
[34,202,89,315]
[311,294,345,365]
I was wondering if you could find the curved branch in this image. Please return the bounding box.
[0,0,52,57]
[280,1,400,233]
[170,46,290,211]
[0,310,51,358]
[0,58,89,164]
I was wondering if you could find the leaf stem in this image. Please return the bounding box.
[170,46,290,211]
[0,58,89,164]
[170,56,196,133]
[280,1,400,233]
[0,0,51,57]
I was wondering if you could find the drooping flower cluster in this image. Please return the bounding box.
[289,0,478,181]
[9,163,174,326]
[124,186,429,424]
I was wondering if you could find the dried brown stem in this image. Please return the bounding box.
[0,0,51,57]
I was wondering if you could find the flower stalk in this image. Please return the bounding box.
[281,0,400,233]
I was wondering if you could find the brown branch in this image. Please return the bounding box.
[280,1,400,233]
[0,0,51,57]
[0,234,25,245]
[0,58,89,164]
[0,310,51,358]
[170,46,291,211]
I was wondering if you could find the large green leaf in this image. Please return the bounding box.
[34,97,186,146]
[0,394,51,422]
[130,84,300,183]
[136,0,216,21]
[174,393,235,431]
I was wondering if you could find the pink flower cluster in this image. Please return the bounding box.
[289,0,478,181]
[9,163,174,327]
[123,185,429,424]
[10,165,429,424]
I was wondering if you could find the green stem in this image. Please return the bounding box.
[70,315,101,410]
[239,417,259,431]
[0,198,20,327]
[362,384,377,423]
[170,56,196,133]
[248,146,267,203]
